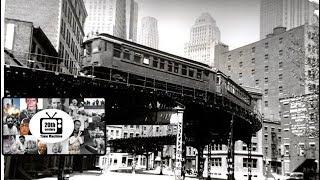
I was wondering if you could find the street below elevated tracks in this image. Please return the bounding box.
[38,169,225,180]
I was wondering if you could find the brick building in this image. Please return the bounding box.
[215,25,319,122]
[280,94,319,179]
[5,0,87,74]
[262,119,282,176]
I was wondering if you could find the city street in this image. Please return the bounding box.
[38,169,222,180]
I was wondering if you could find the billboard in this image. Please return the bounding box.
[2,98,106,155]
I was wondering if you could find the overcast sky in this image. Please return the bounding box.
[136,0,261,56]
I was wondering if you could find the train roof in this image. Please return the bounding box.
[83,33,211,69]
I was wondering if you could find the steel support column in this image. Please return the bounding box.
[247,140,252,180]
[207,143,212,180]
[174,107,184,179]
[227,114,235,180]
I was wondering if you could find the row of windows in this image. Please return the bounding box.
[62,0,83,45]
[228,61,284,72]
[112,44,204,80]
[227,37,284,59]
[242,143,257,151]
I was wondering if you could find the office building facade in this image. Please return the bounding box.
[5,0,87,75]
[260,0,318,39]
[139,16,159,49]
[84,0,138,41]
[280,94,319,177]
[184,13,220,67]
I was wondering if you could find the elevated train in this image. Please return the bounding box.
[81,33,261,130]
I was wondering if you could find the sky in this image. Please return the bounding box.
[136,0,261,57]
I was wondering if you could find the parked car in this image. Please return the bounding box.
[288,172,304,180]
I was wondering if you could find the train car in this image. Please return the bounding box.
[81,34,258,122]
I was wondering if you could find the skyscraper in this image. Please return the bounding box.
[84,0,138,41]
[5,0,87,75]
[260,0,318,39]
[139,16,159,49]
[184,13,220,67]
[126,0,138,42]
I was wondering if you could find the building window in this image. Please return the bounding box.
[264,54,269,60]
[264,89,268,95]
[279,62,283,69]
[239,73,242,79]
[251,47,255,53]
[227,54,231,61]
[264,134,268,142]
[243,158,257,168]
[279,74,283,81]
[284,145,290,155]
[239,61,243,67]
[227,65,231,71]
[265,66,269,72]
[265,42,269,49]
[279,86,283,93]
[242,143,247,151]
[239,51,243,57]
[212,158,222,166]
[252,143,257,151]
[265,147,268,156]
[279,37,283,44]
[251,69,255,75]
[264,77,268,83]
[279,50,283,56]
[255,79,259,86]
[251,58,255,64]
[264,101,268,107]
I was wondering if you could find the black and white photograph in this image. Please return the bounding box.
[1,0,319,180]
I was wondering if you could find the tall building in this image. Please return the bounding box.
[84,0,117,36]
[260,0,318,39]
[279,94,319,178]
[84,0,138,41]
[184,13,220,67]
[215,25,319,121]
[139,16,159,49]
[126,0,138,42]
[5,0,87,75]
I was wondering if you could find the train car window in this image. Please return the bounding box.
[152,58,159,68]
[113,44,121,58]
[216,76,221,84]
[182,65,187,75]
[196,70,202,79]
[160,59,165,69]
[85,42,92,55]
[134,53,142,63]
[123,49,130,60]
[104,41,108,51]
[167,61,173,72]
[174,63,179,73]
[143,55,150,65]
[188,68,194,78]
